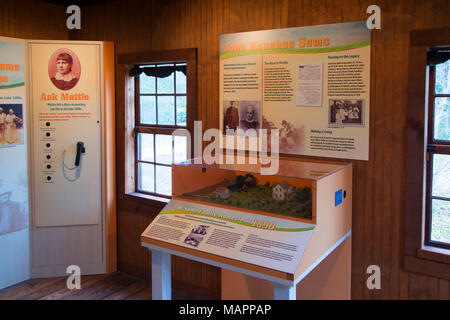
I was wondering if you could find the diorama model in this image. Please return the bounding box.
[182,174,313,220]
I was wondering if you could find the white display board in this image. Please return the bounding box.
[0,36,30,289]
[142,199,315,274]
[220,21,371,160]
[29,43,102,227]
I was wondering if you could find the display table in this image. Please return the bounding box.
[141,158,352,300]
[142,230,351,300]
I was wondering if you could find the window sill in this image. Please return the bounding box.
[124,192,170,208]
[404,246,450,281]
[417,246,450,264]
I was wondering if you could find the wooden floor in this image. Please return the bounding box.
[0,272,212,300]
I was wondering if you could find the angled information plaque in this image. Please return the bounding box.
[142,199,315,275]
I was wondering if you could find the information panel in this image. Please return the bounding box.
[0,37,30,290]
[0,37,28,235]
[29,42,102,227]
[0,38,28,235]
[220,21,371,160]
[142,199,315,274]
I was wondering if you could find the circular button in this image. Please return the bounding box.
[46,132,50,137]
[46,143,51,148]
[46,122,50,127]
[46,176,52,181]
[46,155,51,160]
[47,165,51,170]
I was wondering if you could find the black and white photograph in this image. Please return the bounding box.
[191,225,210,236]
[328,99,364,127]
[223,100,240,135]
[183,233,204,247]
[239,100,261,135]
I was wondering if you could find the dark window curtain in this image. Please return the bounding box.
[427,48,450,66]
[129,65,186,78]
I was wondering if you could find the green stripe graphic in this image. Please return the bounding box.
[160,210,315,232]
[0,82,25,89]
[220,41,371,60]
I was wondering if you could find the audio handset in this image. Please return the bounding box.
[62,141,86,182]
[74,142,86,166]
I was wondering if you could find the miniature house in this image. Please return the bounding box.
[215,187,229,199]
[273,181,294,201]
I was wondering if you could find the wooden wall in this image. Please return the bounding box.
[72,0,450,299]
[0,1,68,40]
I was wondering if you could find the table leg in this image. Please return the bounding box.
[273,282,296,300]
[151,250,171,300]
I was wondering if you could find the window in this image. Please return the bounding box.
[117,49,197,202]
[405,29,450,280]
[425,59,450,249]
[135,63,188,197]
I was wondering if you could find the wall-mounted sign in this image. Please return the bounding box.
[29,42,102,227]
[220,21,371,160]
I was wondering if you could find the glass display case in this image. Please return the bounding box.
[172,156,351,225]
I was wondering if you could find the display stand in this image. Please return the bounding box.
[144,244,301,300]
[141,157,352,300]
[143,230,350,300]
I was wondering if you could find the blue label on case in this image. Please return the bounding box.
[335,189,343,207]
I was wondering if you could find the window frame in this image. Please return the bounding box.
[118,49,197,205]
[405,28,450,280]
[424,65,450,250]
[134,62,188,198]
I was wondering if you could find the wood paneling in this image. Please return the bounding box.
[72,0,450,299]
[0,1,68,40]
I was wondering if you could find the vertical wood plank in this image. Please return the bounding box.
[438,279,449,300]
[399,271,409,299]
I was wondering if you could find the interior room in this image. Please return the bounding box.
[0,0,448,302]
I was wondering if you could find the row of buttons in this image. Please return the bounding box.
[43,121,54,183]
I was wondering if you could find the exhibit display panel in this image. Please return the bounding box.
[219,21,371,161]
[27,40,116,277]
[0,36,30,290]
[142,157,352,298]
[1,37,116,285]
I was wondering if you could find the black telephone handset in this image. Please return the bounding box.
[74,142,86,166]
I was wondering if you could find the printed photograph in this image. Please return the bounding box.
[239,100,261,135]
[223,100,240,135]
[48,48,81,91]
[183,233,204,247]
[190,225,210,236]
[328,99,364,127]
[0,191,28,236]
[262,116,305,154]
[0,104,24,146]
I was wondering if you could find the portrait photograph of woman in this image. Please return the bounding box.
[47,48,81,91]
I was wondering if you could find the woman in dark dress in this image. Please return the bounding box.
[51,53,79,91]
